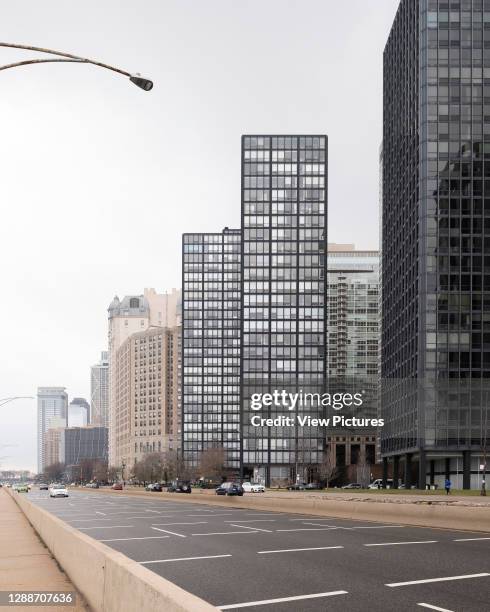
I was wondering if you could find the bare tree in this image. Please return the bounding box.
[355,448,371,488]
[107,465,119,483]
[318,447,338,489]
[199,447,225,482]
[43,462,65,483]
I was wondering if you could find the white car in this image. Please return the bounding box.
[242,481,265,493]
[49,485,69,498]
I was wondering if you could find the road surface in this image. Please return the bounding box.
[26,489,490,611]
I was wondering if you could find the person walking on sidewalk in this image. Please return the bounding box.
[445,478,452,495]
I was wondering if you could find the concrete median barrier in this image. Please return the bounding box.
[7,488,216,612]
[88,487,490,532]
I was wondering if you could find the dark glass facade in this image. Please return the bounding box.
[241,135,328,486]
[60,426,108,468]
[182,228,241,469]
[382,0,490,489]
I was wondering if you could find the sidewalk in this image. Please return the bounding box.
[0,489,88,611]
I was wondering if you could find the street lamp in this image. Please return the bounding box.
[0,43,153,91]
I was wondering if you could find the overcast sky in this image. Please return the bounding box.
[0,0,400,472]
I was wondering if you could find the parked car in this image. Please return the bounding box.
[341,483,362,489]
[305,482,322,490]
[145,483,163,492]
[242,481,265,493]
[287,482,306,491]
[16,483,29,493]
[167,480,191,493]
[38,483,49,490]
[216,482,244,496]
[49,485,68,498]
[368,479,394,490]
[85,482,99,489]
[112,482,123,490]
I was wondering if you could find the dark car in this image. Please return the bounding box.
[216,482,244,496]
[287,482,306,491]
[305,482,322,490]
[167,480,191,493]
[145,483,163,492]
[112,482,123,490]
[38,483,49,490]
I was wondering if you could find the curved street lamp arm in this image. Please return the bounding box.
[0,42,130,77]
[0,58,86,72]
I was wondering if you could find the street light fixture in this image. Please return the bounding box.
[0,42,153,91]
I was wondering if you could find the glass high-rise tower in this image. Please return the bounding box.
[241,135,328,486]
[382,0,490,489]
[182,228,242,470]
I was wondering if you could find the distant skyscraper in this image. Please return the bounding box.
[182,228,242,469]
[107,288,181,466]
[37,387,67,473]
[326,245,380,478]
[241,135,328,486]
[382,0,490,489]
[67,398,90,427]
[91,351,109,427]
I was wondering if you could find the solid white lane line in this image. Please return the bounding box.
[192,531,259,536]
[365,541,438,547]
[258,546,344,554]
[387,573,490,587]
[224,519,275,523]
[141,555,232,564]
[229,524,273,533]
[95,511,106,516]
[151,526,186,538]
[151,522,208,526]
[217,591,348,610]
[78,525,133,530]
[454,537,490,542]
[245,513,282,516]
[99,536,170,542]
[186,513,235,517]
[276,528,337,532]
[417,604,454,612]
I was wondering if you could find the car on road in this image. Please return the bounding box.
[85,482,99,488]
[49,485,69,498]
[38,483,49,490]
[287,482,306,491]
[16,484,29,493]
[167,480,191,493]
[342,483,362,489]
[242,481,265,493]
[112,482,123,490]
[216,482,244,496]
[145,483,163,492]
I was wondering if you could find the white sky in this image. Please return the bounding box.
[0,0,400,472]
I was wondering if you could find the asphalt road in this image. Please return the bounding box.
[26,489,490,612]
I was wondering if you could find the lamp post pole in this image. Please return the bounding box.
[0,42,153,90]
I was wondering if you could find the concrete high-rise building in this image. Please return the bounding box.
[113,325,181,468]
[37,387,67,474]
[91,351,109,428]
[182,228,242,470]
[68,397,90,427]
[44,427,63,468]
[382,0,490,489]
[326,245,380,482]
[107,288,181,466]
[241,135,328,486]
